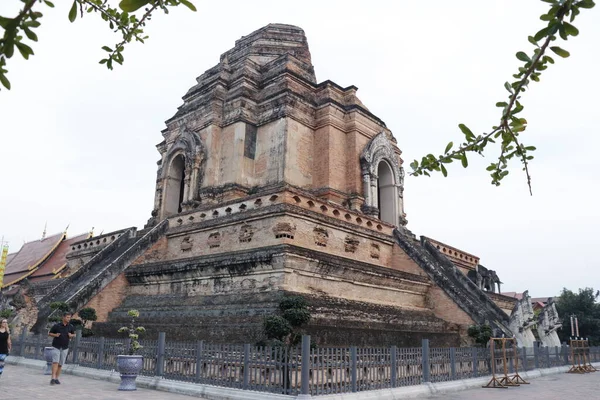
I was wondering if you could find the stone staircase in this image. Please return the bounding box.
[393,229,513,337]
[31,220,169,333]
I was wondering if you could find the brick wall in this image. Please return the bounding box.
[313,125,330,188]
[130,236,168,266]
[285,118,313,187]
[84,273,129,323]
[165,213,395,268]
[327,124,347,193]
[427,285,474,327]
[391,242,429,277]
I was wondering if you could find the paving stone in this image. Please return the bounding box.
[429,372,600,399]
[2,362,599,399]
[0,364,204,399]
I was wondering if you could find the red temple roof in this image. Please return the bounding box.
[2,231,90,287]
[29,233,90,282]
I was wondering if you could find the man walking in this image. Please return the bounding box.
[48,312,75,385]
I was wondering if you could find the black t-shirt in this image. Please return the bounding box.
[50,323,75,350]
[0,330,9,354]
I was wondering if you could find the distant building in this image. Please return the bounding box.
[2,231,90,287]
[503,292,554,312]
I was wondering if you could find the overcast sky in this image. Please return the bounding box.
[0,1,598,298]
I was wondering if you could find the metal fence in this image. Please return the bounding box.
[10,329,600,396]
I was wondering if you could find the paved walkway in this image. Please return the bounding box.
[430,372,600,399]
[0,364,202,399]
[1,362,599,399]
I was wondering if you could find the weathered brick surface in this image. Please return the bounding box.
[131,236,168,266]
[313,125,330,189]
[64,25,509,347]
[286,119,313,187]
[427,286,473,325]
[84,273,128,323]
[487,292,518,315]
[391,242,429,277]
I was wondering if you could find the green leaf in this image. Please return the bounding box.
[444,141,453,154]
[534,27,549,41]
[119,0,150,12]
[102,46,113,52]
[571,7,580,23]
[44,0,55,6]
[69,0,77,22]
[24,20,41,28]
[558,25,568,41]
[550,46,570,58]
[527,36,538,46]
[578,0,595,9]
[496,102,507,107]
[0,73,11,90]
[24,28,38,42]
[4,40,14,58]
[180,0,197,11]
[460,153,468,168]
[440,164,448,177]
[458,123,475,140]
[513,102,524,114]
[516,51,530,62]
[15,42,34,60]
[0,16,12,29]
[563,22,579,36]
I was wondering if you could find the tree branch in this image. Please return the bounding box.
[409,0,591,193]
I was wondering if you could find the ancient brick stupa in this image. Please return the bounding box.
[26,24,516,346]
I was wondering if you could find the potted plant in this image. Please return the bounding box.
[116,310,146,391]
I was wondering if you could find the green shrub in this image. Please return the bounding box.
[82,327,94,337]
[70,318,83,328]
[467,324,493,346]
[78,307,97,327]
[49,301,70,312]
[263,295,311,347]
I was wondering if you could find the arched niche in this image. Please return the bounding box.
[153,126,206,220]
[164,154,186,216]
[377,160,396,225]
[360,132,406,227]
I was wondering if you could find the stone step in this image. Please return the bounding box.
[393,230,513,337]
[32,221,169,333]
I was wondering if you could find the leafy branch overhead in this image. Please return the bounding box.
[410,0,595,194]
[0,0,197,90]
